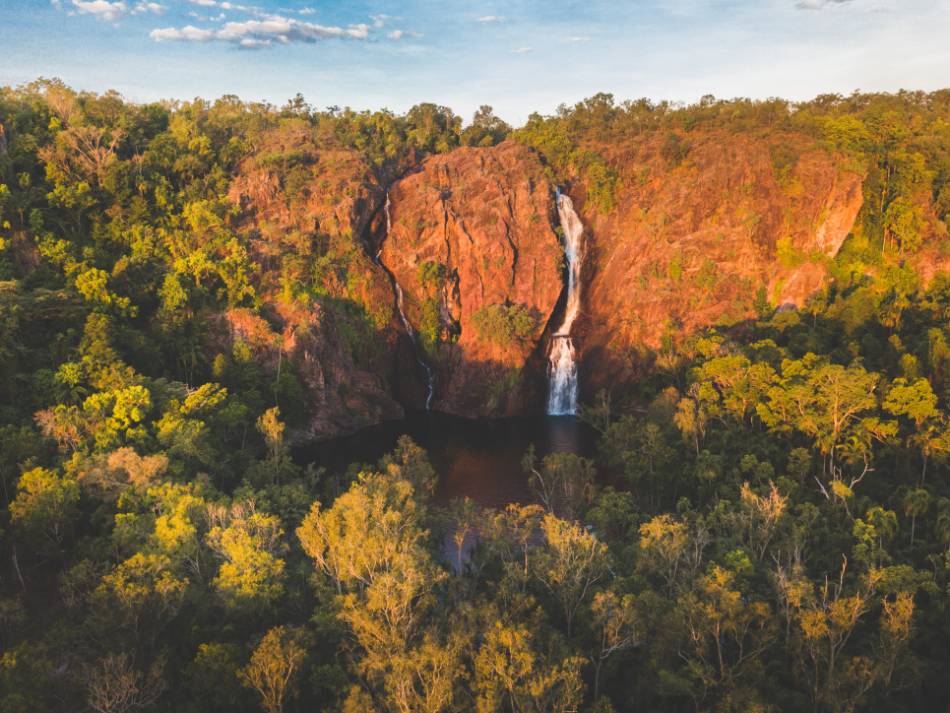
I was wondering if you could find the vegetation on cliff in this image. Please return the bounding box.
[1,80,950,711]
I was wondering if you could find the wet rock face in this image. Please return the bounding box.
[380,141,564,417]
[569,130,865,395]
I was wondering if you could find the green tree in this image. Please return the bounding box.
[535,514,609,637]
[461,105,511,147]
[590,590,638,701]
[678,565,776,703]
[92,553,187,649]
[758,355,896,498]
[522,447,594,521]
[297,470,426,593]
[238,626,308,713]
[257,406,287,482]
[10,467,79,555]
[474,621,585,713]
[884,377,947,482]
[637,514,692,593]
[206,501,286,610]
[901,488,930,546]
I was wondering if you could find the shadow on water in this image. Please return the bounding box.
[293,411,597,509]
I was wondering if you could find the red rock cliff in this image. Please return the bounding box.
[227,123,403,438]
[566,130,865,393]
[222,126,884,431]
[380,141,563,416]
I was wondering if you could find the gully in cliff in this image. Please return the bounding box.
[377,192,436,410]
[548,189,585,416]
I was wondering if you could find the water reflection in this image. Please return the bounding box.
[545,414,584,454]
[293,411,595,508]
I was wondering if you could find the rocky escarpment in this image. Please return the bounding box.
[378,141,564,416]
[221,125,947,433]
[227,122,403,438]
[565,130,865,395]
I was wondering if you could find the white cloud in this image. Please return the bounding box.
[54,0,161,20]
[151,15,372,47]
[239,37,272,47]
[511,46,533,53]
[186,1,288,18]
[185,0,250,10]
[132,1,164,14]
[796,0,854,8]
[563,36,590,43]
[477,15,504,23]
[150,24,214,41]
[372,13,422,41]
[298,7,315,14]
[69,0,129,22]
[388,29,423,40]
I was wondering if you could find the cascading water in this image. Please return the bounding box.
[378,193,436,410]
[547,189,584,416]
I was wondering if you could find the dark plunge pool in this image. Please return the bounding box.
[294,412,597,508]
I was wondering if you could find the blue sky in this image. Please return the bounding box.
[1,0,949,124]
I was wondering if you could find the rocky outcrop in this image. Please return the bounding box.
[566,130,865,394]
[220,125,929,432]
[227,122,403,438]
[905,187,950,284]
[379,141,564,416]
[220,303,402,438]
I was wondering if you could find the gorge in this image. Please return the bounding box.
[6,84,950,713]
[290,126,882,506]
[379,191,436,410]
[252,126,890,441]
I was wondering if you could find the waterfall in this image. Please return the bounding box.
[379,193,436,410]
[547,190,584,416]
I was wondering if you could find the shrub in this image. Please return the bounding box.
[471,303,538,348]
[660,132,691,166]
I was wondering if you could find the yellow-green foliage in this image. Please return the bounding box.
[776,236,804,267]
[4,81,950,713]
[471,302,538,348]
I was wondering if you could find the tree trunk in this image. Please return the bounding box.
[593,656,603,702]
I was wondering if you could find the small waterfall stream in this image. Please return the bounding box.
[547,190,584,416]
[378,193,436,410]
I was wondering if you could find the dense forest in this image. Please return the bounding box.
[2,79,950,712]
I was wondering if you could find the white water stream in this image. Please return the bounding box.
[380,193,435,410]
[547,190,584,416]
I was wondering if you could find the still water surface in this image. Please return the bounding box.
[295,412,596,508]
